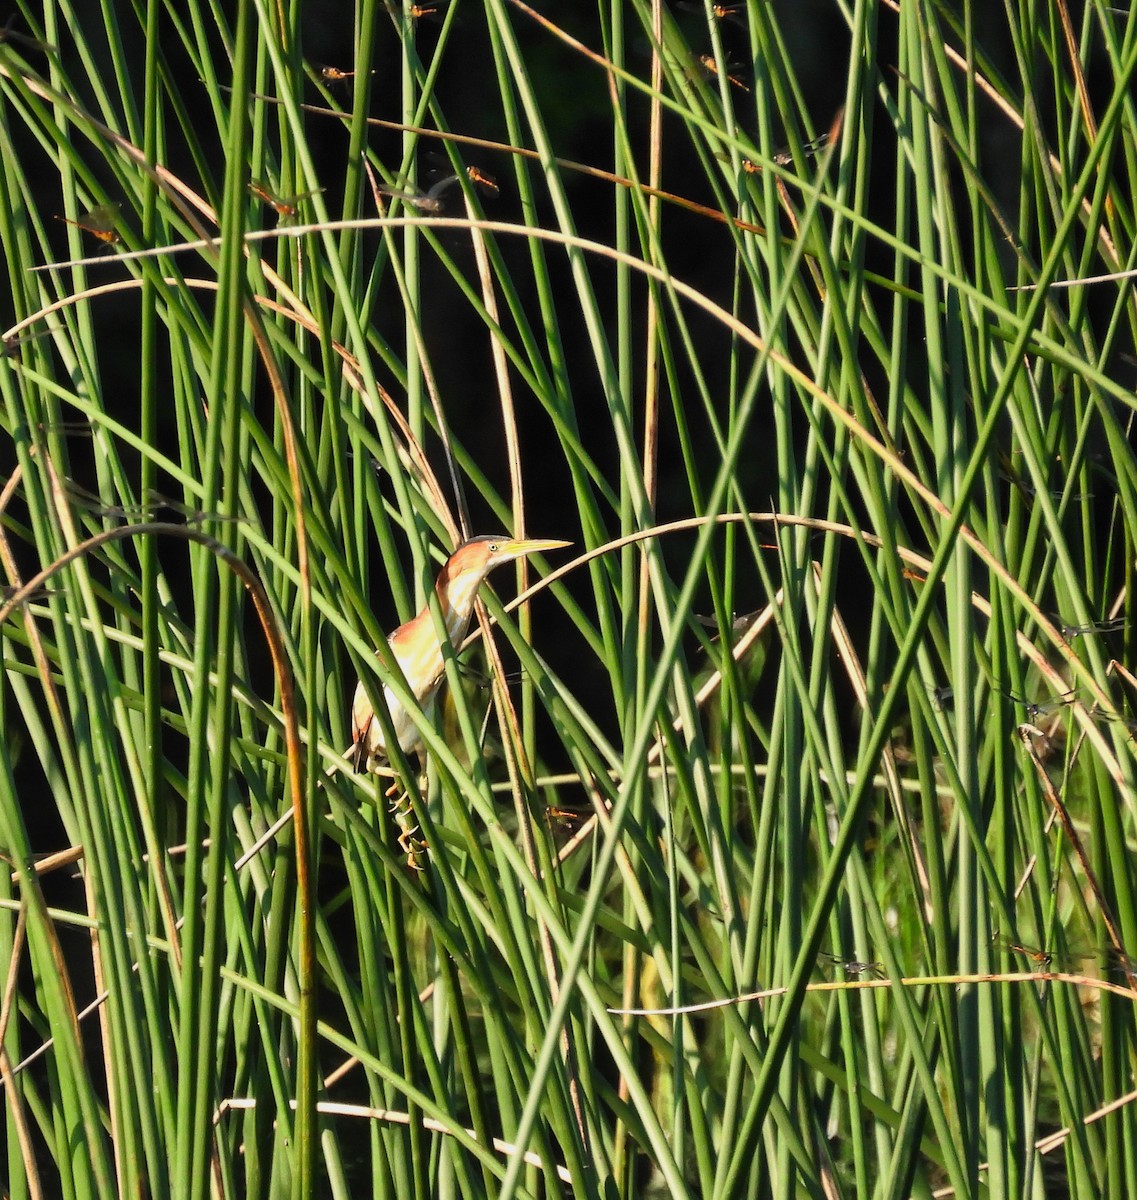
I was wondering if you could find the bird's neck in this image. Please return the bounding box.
[432,560,488,644]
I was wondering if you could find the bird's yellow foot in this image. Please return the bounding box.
[390,791,428,870]
[398,827,429,871]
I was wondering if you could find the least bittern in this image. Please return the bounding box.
[351,535,569,856]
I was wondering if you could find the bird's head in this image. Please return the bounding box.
[456,533,571,571]
[439,535,571,613]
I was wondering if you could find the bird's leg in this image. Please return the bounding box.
[388,789,426,869]
[349,717,404,795]
[388,748,430,870]
[352,730,428,868]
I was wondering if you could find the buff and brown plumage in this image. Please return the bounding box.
[351,535,570,773]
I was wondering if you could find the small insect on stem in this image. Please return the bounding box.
[676,2,749,28]
[378,166,498,214]
[697,53,750,92]
[928,684,954,711]
[465,165,500,197]
[693,608,763,642]
[248,180,324,221]
[385,0,453,23]
[993,934,1054,969]
[1060,616,1126,638]
[376,183,445,214]
[820,953,885,980]
[545,805,586,832]
[1031,943,1137,984]
[724,131,831,175]
[771,131,832,166]
[1100,947,1137,983]
[999,687,1081,721]
[54,204,121,246]
[314,64,375,93]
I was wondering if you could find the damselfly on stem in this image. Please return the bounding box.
[1059,616,1126,638]
[248,180,323,221]
[697,53,749,91]
[315,64,373,91]
[55,204,120,246]
[378,167,497,214]
[820,953,885,980]
[676,2,748,27]
[999,688,1081,721]
[722,132,830,175]
[993,935,1054,969]
[385,0,453,23]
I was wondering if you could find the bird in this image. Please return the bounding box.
[351,535,570,807]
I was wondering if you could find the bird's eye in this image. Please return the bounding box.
[489,542,500,551]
